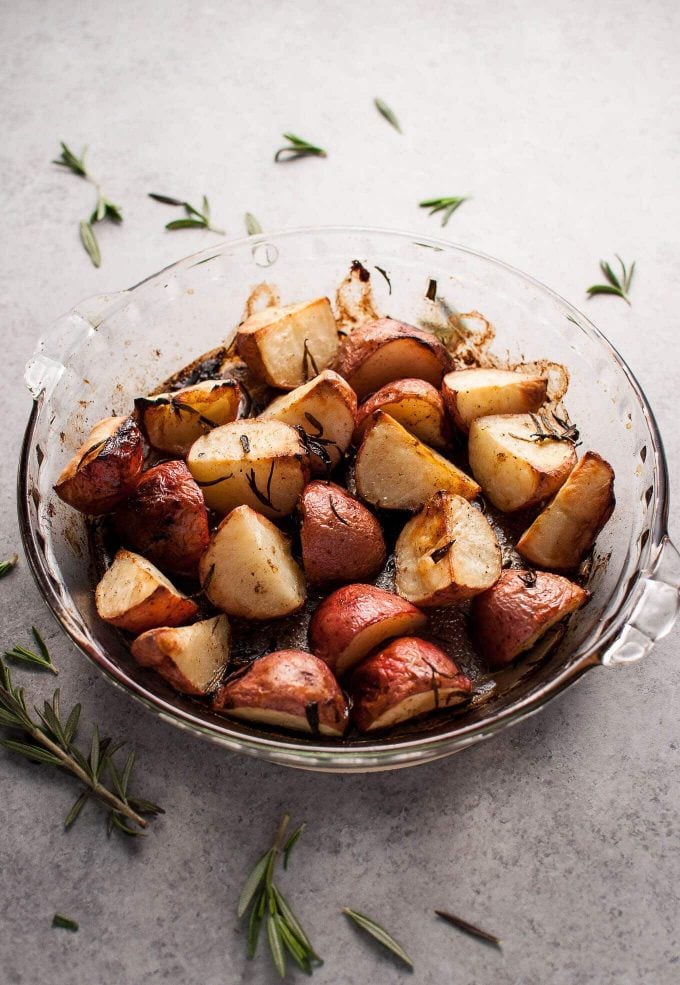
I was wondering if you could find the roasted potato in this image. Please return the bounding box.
[300,481,386,586]
[467,413,577,512]
[471,569,589,669]
[309,583,427,676]
[516,452,615,570]
[331,318,453,399]
[442,367,548,433]
[131,614,230,695]
[355,412,480,511]
[213,650,349,736]
[54,416,144,515]
[114,461,209,576]
[95,548,198,633]
[135,379,241,456]
[186,418,309,518]
[236,297,339,390]
[349,637,472,732]
[259,369,357,473]
[199,505,306,619]
[395,492,501,607]
[354,378,449,448]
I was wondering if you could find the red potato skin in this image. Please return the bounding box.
[300,482,386,586]
[54,416,144,515]
[353,378,451,446]
[212,650,349,734]
[114,461,210,576]
[308,584,427,671]
[348,637,472,732]
[102,589,198,634]
[470,569,590,669]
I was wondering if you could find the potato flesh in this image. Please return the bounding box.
[131,615,230,694]
[199,506,306,619]
[136,380,241,455]
[365,688,467,730]
[186,418,308,517]
[95,549,197,631]
[467,414,577,512]
[356,412,479,510]
[221,706,343,737]
[442,368,547,431]
[516,452,615,569]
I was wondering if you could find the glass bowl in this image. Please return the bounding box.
[18,227,680,772]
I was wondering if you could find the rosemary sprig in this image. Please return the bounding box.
[53,141,123,267]
[148,193,225,235]
[587,255,635,305]
[245,212,263,235]
[529,411,580,446]
[274,133,327,163]
[435,909,502,949]
[293,425,337,472]
[374,98,401,133]
[5,627,58,675]
[0,553,18,579]
[419,196,467,227]
[237,813,322,977]
[52,913,79,932]
[0,660,163,836]
[342,907,413,970]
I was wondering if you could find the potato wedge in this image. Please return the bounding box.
[54,416,143,515]
[354,378,449,448]
[331,318,453,399]
[467,413,577,512]
[186,418,309,518]
[135,379,241,456]
[355,412,480,511]
[349,637,472,732]
[213,650,348,736]
[131,614,230,695]
[114,461,209,576]
[309,584,427,676]
[395,492,501,607]
[442,367,548,432]
[516,452,615,570]
[259,369,357,473]
[300,481,386,586]
[471,569,589,668]
[95,548,198,633]
[199,505,306,619]
[236,297,339,390]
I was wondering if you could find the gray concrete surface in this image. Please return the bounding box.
[1,1,678,983]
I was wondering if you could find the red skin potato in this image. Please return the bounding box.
[114,460,210,576]
[353,378,451,447]
[54,416,144,515]
[300,481,386,586]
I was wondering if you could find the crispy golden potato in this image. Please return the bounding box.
[517,452,615,570]
[331,318,453,399]
[259,369,357,474]
[131,614,230,695]
[467,414,577,512]
[309,583,427,676]
[470,569,589,668]
[95,548,198,633]
[395,492,501,607]
[355,412,480,511]
[135,379,241,456]
[186,418,309,518]
[300,481,386,586]
[199,505,306,619]
[236,297,339,390]
[113,461,209,576]
[54,416,143,515]
[349,637,472,732]
[442,367,548,433]
[354,378,449,448]
[213,650,349,736]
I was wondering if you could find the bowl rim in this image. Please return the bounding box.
[17,224,672,769]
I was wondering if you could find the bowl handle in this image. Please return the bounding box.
[600,536,680,666]
[25,291,130,400]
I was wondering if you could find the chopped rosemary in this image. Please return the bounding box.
[274,133,327,162]
[529,411,580,446]
[518,569,537,587]
[342,907,413,970]
[52,913,79,932]
[425,278,437,301]
[240,434,251,455]
[302,338,320,381]
[246,463,280,512]
[587,255,635,305]
[430,541,454,564]
[305,701,320,735]
[149,193,225,235]
[374,266,392,293]
[0,553,18,580]
[435,909,502,949]
[293,425,336,472]
[419,196,467,227]
[374,98,401,133]
[5,627,58,675]
[329,495,350,526]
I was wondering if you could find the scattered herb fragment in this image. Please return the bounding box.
[329,495,349,526]
[246,463,280,512]
[52,142,88,177]
[419,196,467,227]
[426,278,437,301]
[302,338,320,381]
[587,255,635,305]
[52,913,79,932]
[518,569,537,587]
[0,553,18,580]
[374,97,402,133]
[245,212,263,235]
[435,909,502,949]
[148,193,225,235]
[374,266,392,293]
[240,434,251,455]
[53,141,123,267]
[430,541,454,564]
[79,220,101,268]
[342,907,413,970]
[5,627,58,675]
[274,133,327,163]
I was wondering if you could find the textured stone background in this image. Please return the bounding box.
[1,1,678,983]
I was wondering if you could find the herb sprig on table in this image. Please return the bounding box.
[53,141,123,268]
[0,553,18,579]
[149,193,225,235]
[419,196,467,226]
[374,98,401,133]
[587,255,635,305]
[274,133,327,162]
[5,627,58,675]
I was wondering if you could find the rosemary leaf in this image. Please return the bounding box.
[419,196,467,227]
[52,142,88,177]
[79,220,101,268]
[0,553,18,579]
[267,912,287,977]
[52,913,79,932]
[435,909,502,948]
[587,255,635,305]
[342,907,413,969]
[374,266,392,293]
[374,98,402,133]
[237,851,272,918]
[5,629,58,675]
[148,192,186,206]
[245,212,263,235]
[274,133,327,163]
[282,822,305,869]
[165,218,208,230]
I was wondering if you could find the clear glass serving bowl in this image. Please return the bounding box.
[18,227,680,772]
